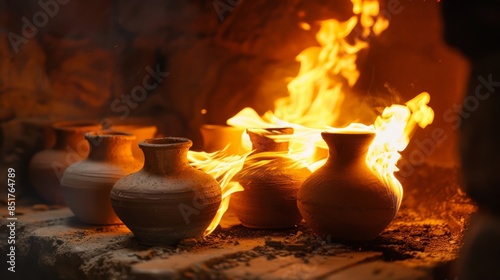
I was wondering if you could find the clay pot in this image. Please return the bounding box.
[107,124,157,161]
[297,132,398,241]
[29,121,100,205]
[200,124,245,154]
[110,137,222,246]
[230,128,311,229]
[61,132,142,225]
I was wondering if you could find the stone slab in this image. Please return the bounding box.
[223,255,301,279]
[0,207,444,279]
[263,252,382,280]
[1,207,72,225]
[325,261,431,280]
[131,239,261,279]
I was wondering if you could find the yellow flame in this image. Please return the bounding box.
[188,148,250,236]
[227,0,393,170]
[198,0,434,236]
[366,92,434,212]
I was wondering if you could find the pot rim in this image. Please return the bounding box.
[200,124,244,132]
[140,137,193,149]
[321,131,376,141]
[85,131,136,140]
[247,127,294,135]
[321,131,375,136]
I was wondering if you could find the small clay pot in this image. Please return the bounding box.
[107,124,157,161]
[297,132,399,241]
[110,137,222,246]
[61,131,142,225]
[230,128,311,229]
[28,121,100,205]
[200,124,245,154]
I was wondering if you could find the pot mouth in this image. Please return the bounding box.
[140,137,193,149]
[247,127,294,135]
[85,131,136,140]
[321,131,375,135]
[200,124,244,132]
[321,131,376,141]
[322,123,375,135]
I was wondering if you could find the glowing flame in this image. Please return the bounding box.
[227,0,394,169]
[188,148,249,236]
[197,0,435,236]
[366,92,434,212]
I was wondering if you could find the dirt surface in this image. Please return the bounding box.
[0,164,475,279]
[181,208,467,277]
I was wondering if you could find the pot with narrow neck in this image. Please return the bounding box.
[29,121,100,205]
[110,137,222,246]
[61,131,142,225]
[230,127,311,229]
[297,132,399,241]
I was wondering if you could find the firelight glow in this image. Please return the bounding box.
[187,148,249,236]
[190,0,435,236]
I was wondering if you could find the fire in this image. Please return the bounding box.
[366,92,434,212]
[193,0,435,236]
[187,148,249,236]
[227,0,394,168]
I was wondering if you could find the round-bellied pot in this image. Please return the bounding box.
[61,131,142,225]
[297,132,399,241]
[110,137,222,246]
[28,121,100,205]
[230,127,311,229]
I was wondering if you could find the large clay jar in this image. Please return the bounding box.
[110,137,222,246]
[297,132,399,241]
[230,128,311,229]
[29,121,100,205]
[61,132,142,225]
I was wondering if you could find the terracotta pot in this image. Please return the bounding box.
[297,132,398,241]
[107,124,157,161]
[200,124,245,154]
[230,128,311,229]
[28,121,100,205]
[110,137,222,246]
[61,132,142,225]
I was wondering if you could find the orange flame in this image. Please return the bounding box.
[188,148,249,236]
[197,0,435,235]
[366,92,434,211]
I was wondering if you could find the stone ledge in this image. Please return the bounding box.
[0,207,452,279]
